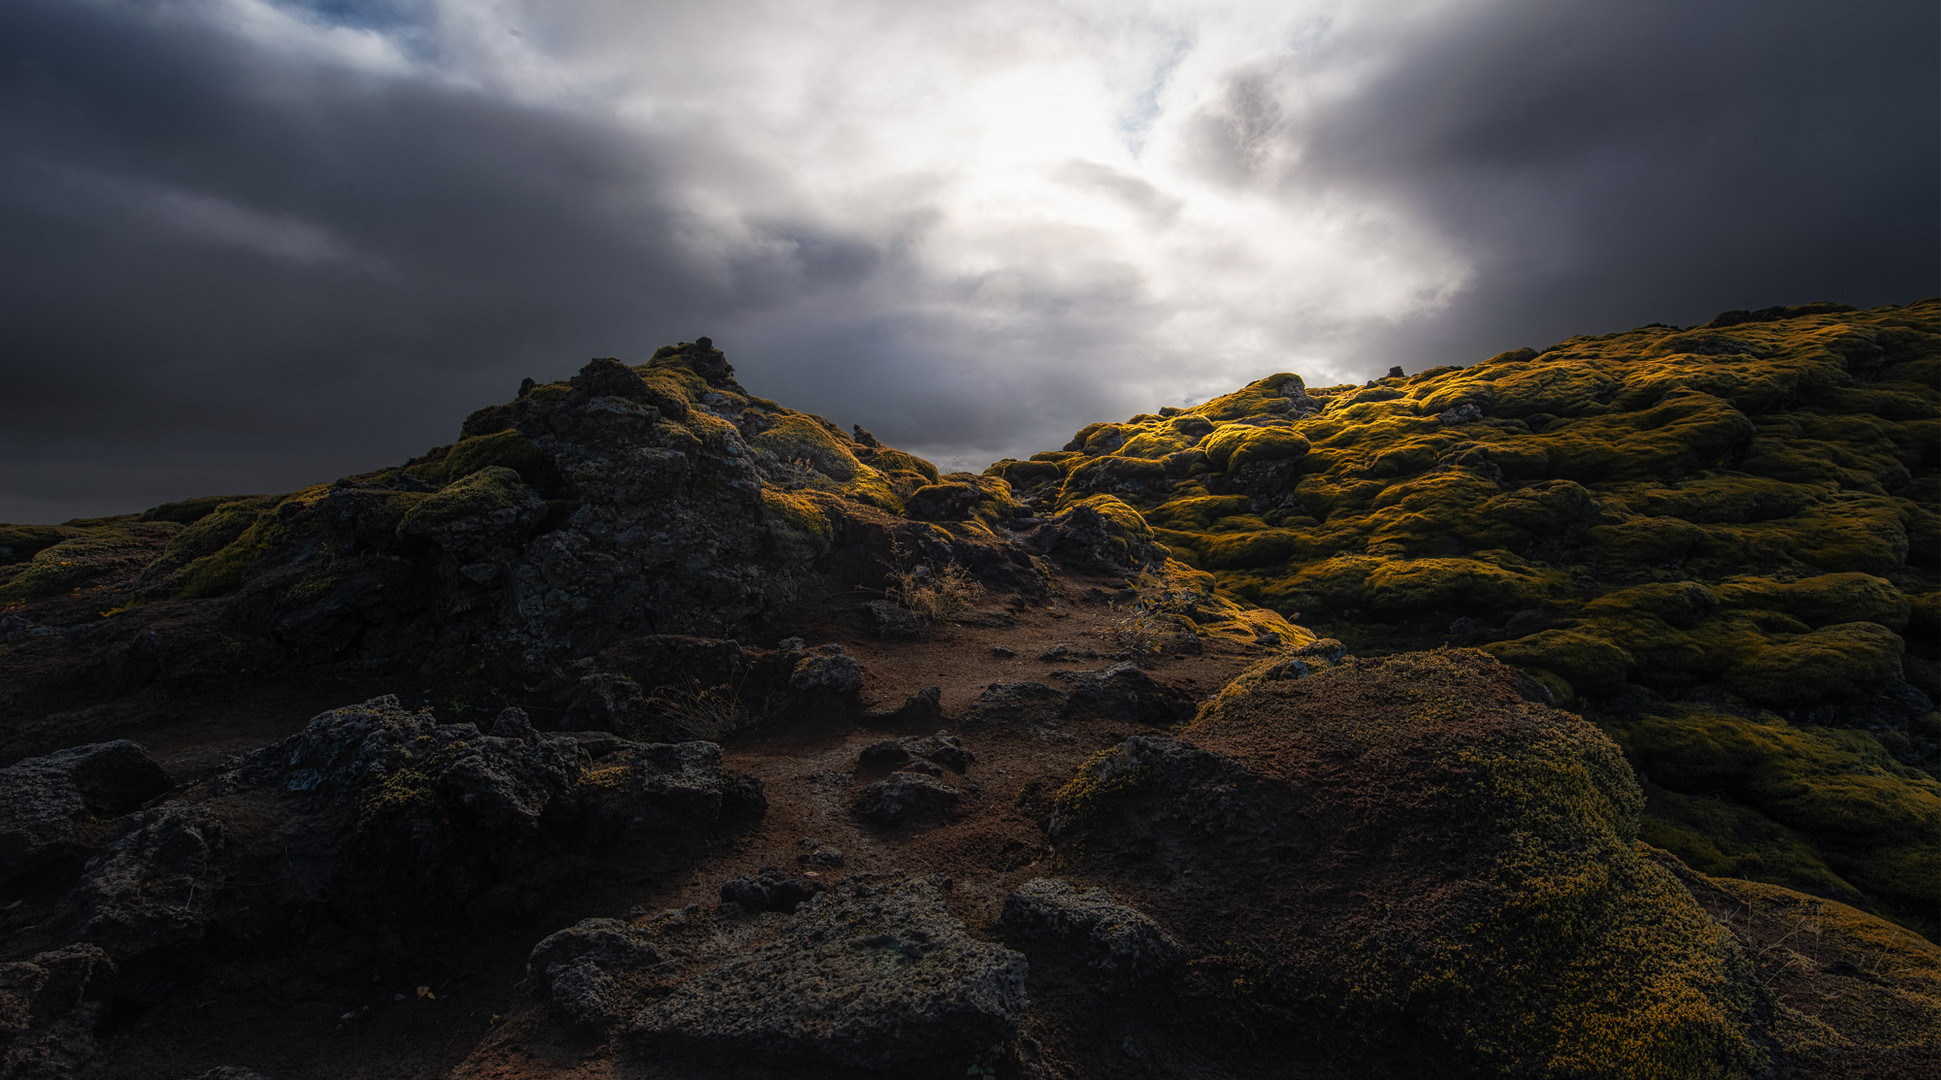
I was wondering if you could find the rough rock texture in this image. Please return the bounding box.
[528,918,666,1032]
[1051,649,1772,1079]
[852,773,963,827]
[0,742,172,887]
[54,805,224,966]
[1055,662,1195,725]
[630,877,1029,1070]
[1000,878,1184,995]
[0,945,116,1080]
[717,868,824,914]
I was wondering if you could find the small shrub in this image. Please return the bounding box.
[643,677,761,742]
[884,560,978,628]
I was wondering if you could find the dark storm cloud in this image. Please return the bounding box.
[2,0,1935,522]
[1275,0,1940,367]
[0,0,869,520]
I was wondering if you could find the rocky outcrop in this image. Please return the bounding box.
[1000,879,1183,995]
[0,944,116,1080]
[628,876,1029,1071]
[0,742,171,888]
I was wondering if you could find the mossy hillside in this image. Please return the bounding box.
[1656,857,1941,1079]
[996,302,1941,930]
[0,520,184,606]
[1614,706,1941,929]
[999,301,1936,674]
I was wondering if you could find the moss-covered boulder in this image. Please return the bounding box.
[1050,650,1771,1078]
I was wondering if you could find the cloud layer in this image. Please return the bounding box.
[3,0,1935,519]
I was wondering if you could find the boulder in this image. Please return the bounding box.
[528,918,664,1032]
[0,944,116,1079]
[0,741,172,887]
[1001,879,1183,995]
[852,773,962,827]
[630,877,1028,1070]
[1048,650,1773,1077]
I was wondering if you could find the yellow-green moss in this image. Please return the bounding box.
[0,521,182,603]
[395,467,536,536]
[752,414,862,482]
[759,487,835,563]
[1616,706,1941,913]
[1720,622,1905,708]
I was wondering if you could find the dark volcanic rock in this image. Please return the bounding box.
[903,483,982,522]
[1055,662,1194,725]
[962,681,1065,728]
[852,773,963,827]
[55,805,224,965]
[227,695,762,909]
[865,599,924,640]
[862,684,942,726]
[858,732,972,775]
[1000,879,1183,995]
[718,868,823,914]
[630,877,1028,1070]
[0,944,116,1080]
[529,918,664,1032]
[0,742,172,887]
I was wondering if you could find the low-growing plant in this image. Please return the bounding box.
[644,677,760,742]
[883,549,978,628]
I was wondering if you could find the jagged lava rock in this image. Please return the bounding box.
[1000,878,1184,995]
[630,876,1028,1070]
[0,742,171,887]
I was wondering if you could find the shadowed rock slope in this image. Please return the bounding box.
[993,299,1940,935]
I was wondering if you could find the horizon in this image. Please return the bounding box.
[3,0,1937,523]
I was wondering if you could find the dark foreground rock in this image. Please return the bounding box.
[0,945,116,1080]
[628,876,1029,1071]
[852,772,963,827]
[1000,879,1183,995]
[0,743,172,888]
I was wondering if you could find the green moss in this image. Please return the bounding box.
[1635,781,1862,905]
[168,488,330,599]
[1049,749,1152,827]
[1485,629,1637,696]
[759,487,834,563]
[751,414,860,481]
[1714,573,1908,630]
[0,524,77,566]
[870,447,941,485]
[0,521,182,603]
[417,430,559,493]
[1175,652,1769,1079]
[396,467,537,536]
[1720,622,1905,708]
[1617,706,1941,913]
[137,493,261,526]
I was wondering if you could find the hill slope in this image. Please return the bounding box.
[0,304,1935,1080]
[993,299,1940,934]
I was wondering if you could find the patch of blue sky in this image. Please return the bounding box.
[1118,32,1193,160]
[270,0,429,32]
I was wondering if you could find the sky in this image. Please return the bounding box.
[2,0,1936,523]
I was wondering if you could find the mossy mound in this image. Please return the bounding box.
[1050,649,1770,1078]
[0,520,183,607]
[1613,705,1941,933]
[1653,853,1941,1080]
[1005,300,1941,932]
